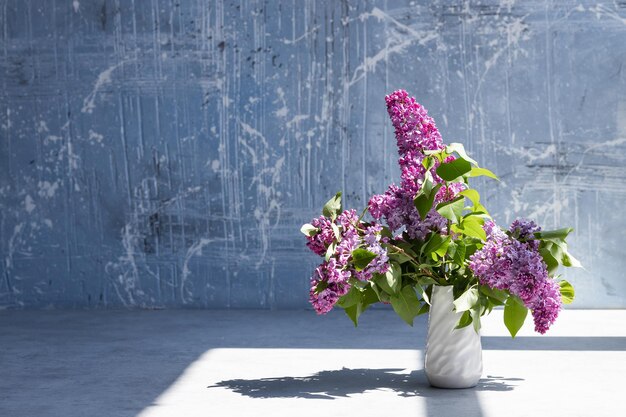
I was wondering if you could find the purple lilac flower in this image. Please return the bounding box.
[306,210,390,314]
[510,218,541,250]
[309,261,350,315]
[531,279,562,334]
[308,258,351,315]
[467,220,511,290]
[384,90,445,155]
[469,219,562,334]
[354,224,390,281]
[305,215,335,256]
[368,90,461,240]
[435,182,466,203]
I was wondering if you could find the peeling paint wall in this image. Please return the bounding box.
[0,0,624,308]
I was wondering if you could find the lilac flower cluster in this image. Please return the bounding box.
[354,223,390,281]
[468,219,562,334]
[367,90,464,240]
[305,210,390,314]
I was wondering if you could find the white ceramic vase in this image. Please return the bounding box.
[424,285,483,388]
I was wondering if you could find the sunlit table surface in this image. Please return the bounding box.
[1,308,624,417]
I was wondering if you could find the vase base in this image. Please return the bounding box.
[426,373,480,389]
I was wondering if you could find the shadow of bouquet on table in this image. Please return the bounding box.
[209,368,522,400]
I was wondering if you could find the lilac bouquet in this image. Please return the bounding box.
[301,90,580,337]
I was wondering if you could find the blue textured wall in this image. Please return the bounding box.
[1,0,624,308]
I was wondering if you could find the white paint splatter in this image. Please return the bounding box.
[239,120,271,165]
[38,180,60,198]
[180,238,212,304]
[274,87,289,117]
[24,195,36,213]
[44,135,62,145]
[5,223,24,270]
[222,95,233,108]
[88,129,104,144]
[82,61,128,114]
[350,8,439,86]
[1,108,11,130]
[275,106,288,118]
[286,114,309,129]
[36,121,49,133]
[279,24,319,45]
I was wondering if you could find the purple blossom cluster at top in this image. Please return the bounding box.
[367,90,465,240]
[468,219,562,334]
[305,210,389,315]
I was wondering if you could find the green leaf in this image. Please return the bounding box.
[470,303,482,332]
[417,303,430,316]
[562,251,582,268]
[341,284,380,327]
[370,282,390,303]
[539,245,559,275]
[414,282,430,305]
[503,296,528,338]
[421,233,448,257]
[422,156,436,171]
[372,263,401,295]
[344,303,363,327]
[539,239,582,273]
[455,310,473,329]
[458,215,487,241]
[559,280,575,304]
[386,263,402,294]
[446,143,478,166]
[413,174,440,220]
[393,240,419,255]
[417,276,439,286]
[414,184,442,220]
[464,243,478,258]
[362,284,380,306]
[414,194,433,221]
[550,239,582,268]
[448,241,467,265]
[331,223,341,240]
[547,242,564,264]
[469,167,499,181]
[387,250,413,265]
[300,223,318,237]
[420,172,435,195]
[322,191,342,220]
[324,242,336,261]
[336,286,361,308]
[390,286,422,326]
[480,285,508,305]
[458,189,480,207]
[436,197,465,223]
[423,148,447,160]
[434,237,451,258]
[314,280,328,294]
[535,228,573,241]
[351,248,377,271]
[372,274,392,296]
[380,226,394,239]
[453,287,479,312]
[436,158,473,181]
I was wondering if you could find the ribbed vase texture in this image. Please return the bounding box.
[424,285,483,388]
